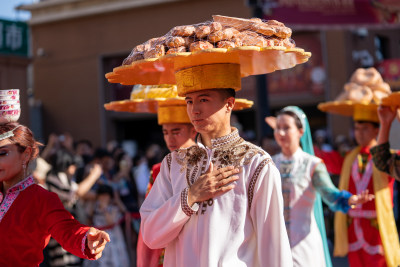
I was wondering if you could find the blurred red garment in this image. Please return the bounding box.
[137,163,164,267]
[346,146,394,267]
[0,176,93,266]
[335,146,397,267]
[314,145,344,175]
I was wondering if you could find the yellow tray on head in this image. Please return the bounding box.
[381,92,400,108]
[104,97,254,113]
[233,98,254,111]
[317,100,377,117]
[104,99,159,113]
[106,47,311,86]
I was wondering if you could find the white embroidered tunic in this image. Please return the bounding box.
[274,149,325,267]
[273,148,352,267]
[140,129,292,267]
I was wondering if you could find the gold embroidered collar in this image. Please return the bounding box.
[197,128,241,150]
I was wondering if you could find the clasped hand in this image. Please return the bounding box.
[187,162,240,207]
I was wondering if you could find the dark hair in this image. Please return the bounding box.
[114,152,128,173]
[219,88,236,99]
[0,122,42,161]
[276,110,303,129]
[355,120,380,129]
[48,149,80,173]
[74,139,93,149]
[96,184,114,199]
[115,151,127,164]
[93,148,113,160]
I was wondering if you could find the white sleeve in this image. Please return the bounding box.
[250,159,293,267]
[139,156,193,249]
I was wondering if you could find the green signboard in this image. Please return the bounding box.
[0,18,29,57]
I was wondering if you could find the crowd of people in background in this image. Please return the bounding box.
[33,132,166,267]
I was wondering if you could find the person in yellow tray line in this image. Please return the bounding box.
[137,99,197,267]
[106,83,255,266]
[104,84,198,267]
[140,63,293,267]
[332,104,400,267]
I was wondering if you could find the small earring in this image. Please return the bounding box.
[22,163,27,178]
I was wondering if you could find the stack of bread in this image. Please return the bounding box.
[335,67,391,104]
[318,67,392,118]
[123,15,295,64]
[106,15,310,90]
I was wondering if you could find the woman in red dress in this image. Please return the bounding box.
[0,122,110,266]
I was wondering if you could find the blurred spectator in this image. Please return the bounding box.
[83,185,130,267]
[314,129,333,152]
[44,148,102,267]
[74,139,94,184]
[113,152,140,265]
[106,140,119,154]
[134,144,162,204]
[111,144,125,163]
[75,139,94,159]
[93,148,115,186]
[36,133,141,267]
[41,133,74,162]
[122,140,138,159]
[113,152,139,213]
[32,157,52,187]
[335,134,353,157]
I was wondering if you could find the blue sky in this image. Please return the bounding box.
[0,0,33,21]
